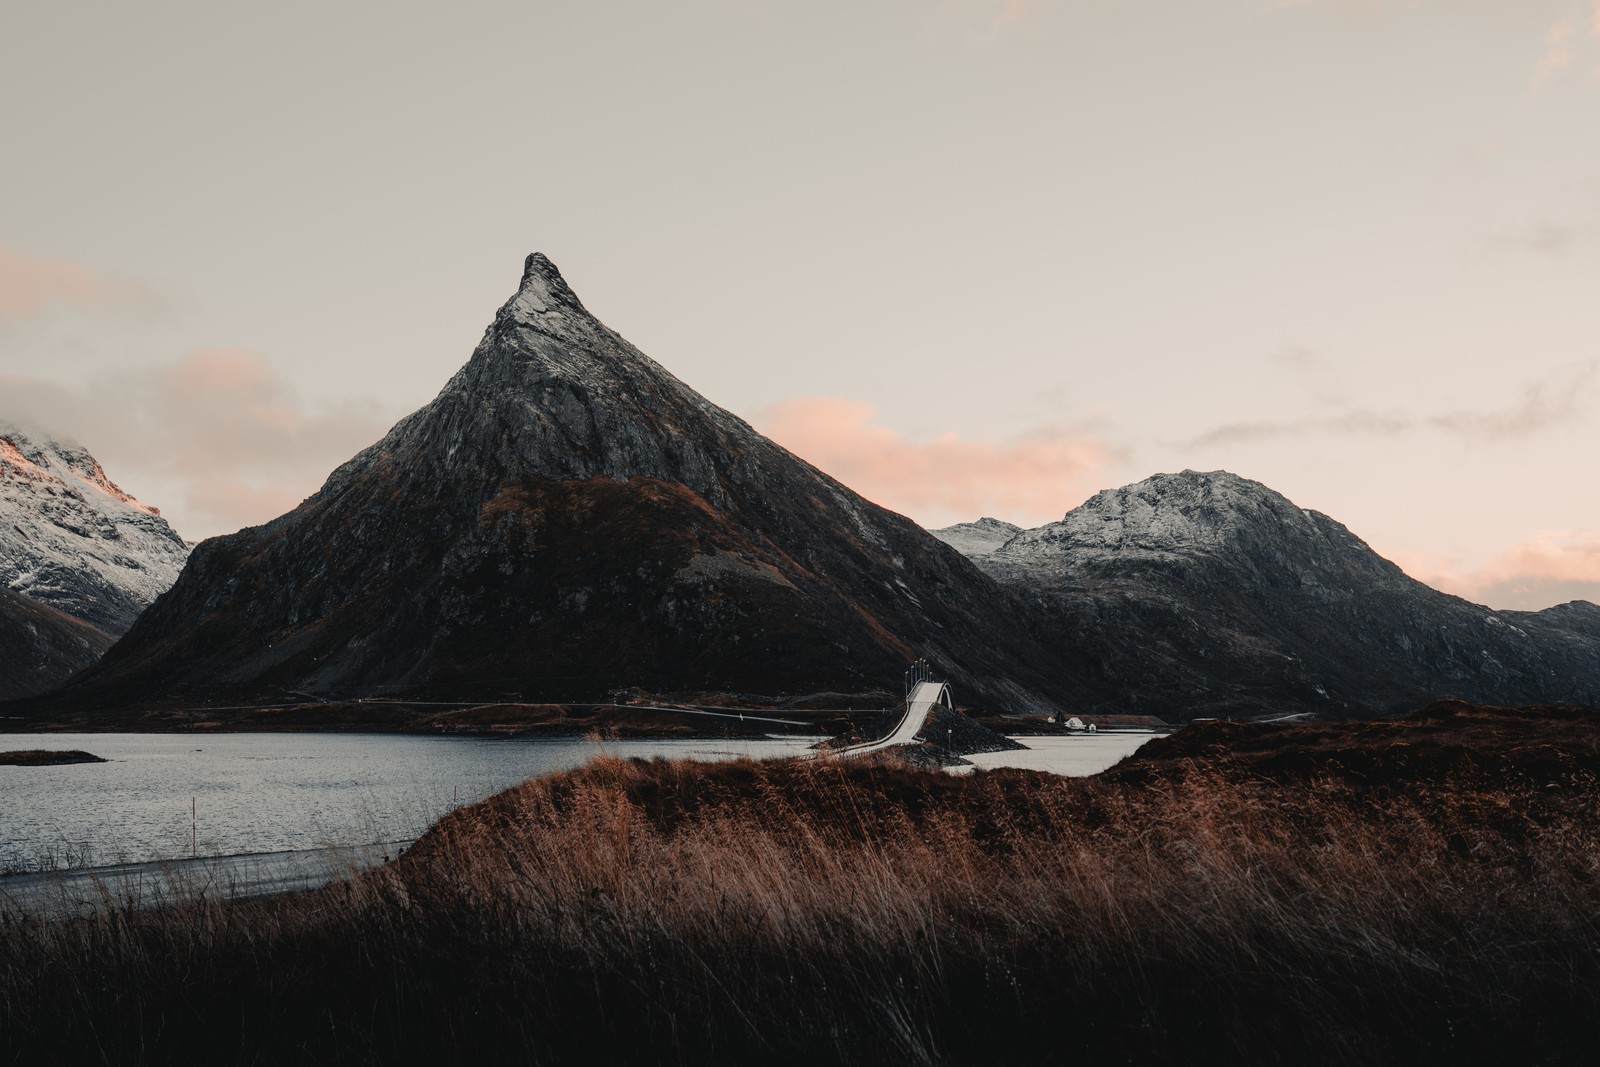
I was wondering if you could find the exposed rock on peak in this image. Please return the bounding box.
[1001,470,1340,558]
[992,469,1407,593]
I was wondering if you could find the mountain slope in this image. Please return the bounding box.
[962,470,1600,720]
[50,255,1079,714]
[0,587,117,700]
[1,422,189,634]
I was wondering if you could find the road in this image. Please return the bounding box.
[831,680,950,758]
[0,841,408,918]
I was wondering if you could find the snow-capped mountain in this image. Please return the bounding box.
[0,421,189,635]
[941,470,1600,719]
[928,517,1021,559]
[0,422,187,699]
[52,255,1068,713]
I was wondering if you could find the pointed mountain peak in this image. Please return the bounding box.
[494,252,602,348]
[518,252,584,308]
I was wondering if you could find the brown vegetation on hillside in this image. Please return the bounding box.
[3,705,1599,1064]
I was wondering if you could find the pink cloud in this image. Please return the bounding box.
[1534,14,1580,87]
[1390,533,1600,611]
[990,0,1035,27]
[0,243,157,320]
[755,395,1113,528]
[0,352,394,540]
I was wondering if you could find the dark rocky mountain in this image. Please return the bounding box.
[0,587,116,701]
[45,255,1082,714]
[945,470,1600,721]
[0,423,187,699]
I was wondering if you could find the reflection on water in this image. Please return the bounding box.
[0,730,1158,872]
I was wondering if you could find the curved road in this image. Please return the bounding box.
[832,680,951,758]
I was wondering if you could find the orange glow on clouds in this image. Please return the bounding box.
[1390,532,1600,611]
[756,395,1111,528]
[1,349,394,541]
[0,243,153,319]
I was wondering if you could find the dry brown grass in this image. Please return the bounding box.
[3,749,1599,1065]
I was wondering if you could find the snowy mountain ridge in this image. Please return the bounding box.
[928,517,1022,559]
[0,420,189,635]
[992,470,1345,564]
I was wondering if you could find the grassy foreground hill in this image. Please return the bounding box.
[4,702,1599,1064]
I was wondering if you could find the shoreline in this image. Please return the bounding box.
[5,706,1596,1064]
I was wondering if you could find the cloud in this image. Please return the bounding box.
[1534,13,1581,86]
[0,243,159,322]
[0,350,395,540]
[1393,533,1600,611]
[988,0,1035,26]
[1532,3,1600,88]
[1491,220,1599,256]
[933,0,1039,33]
[755,396,1115,528]
[1185,363,1595,449]
[1270,344,1321,370]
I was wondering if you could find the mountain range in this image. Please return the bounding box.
[4,257,1597,722]
[932,471,1600,719]
[35,255,1076,714]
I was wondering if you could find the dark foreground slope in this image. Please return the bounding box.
[955,470,1600,721]
[1113,697,1600,783]
[43,255,1079,715]
[6,705,1599,1065]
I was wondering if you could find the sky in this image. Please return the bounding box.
[2,0,1598,610]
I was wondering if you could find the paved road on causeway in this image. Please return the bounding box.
[833,680,950,758]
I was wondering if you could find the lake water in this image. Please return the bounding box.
[0,731,1155,873]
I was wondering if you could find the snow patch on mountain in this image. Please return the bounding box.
[991,470,1334,567]
[928,517,1022,558]
[0,421,189,634]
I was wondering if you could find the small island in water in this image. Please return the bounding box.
[0,750,106,767]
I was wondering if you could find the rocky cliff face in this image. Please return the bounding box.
[949,470,1600,720]
[55,255,1075,713]
[0,423,187,699]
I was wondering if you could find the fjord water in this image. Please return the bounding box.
[0,734,804,872]
[0,732,1154,873]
